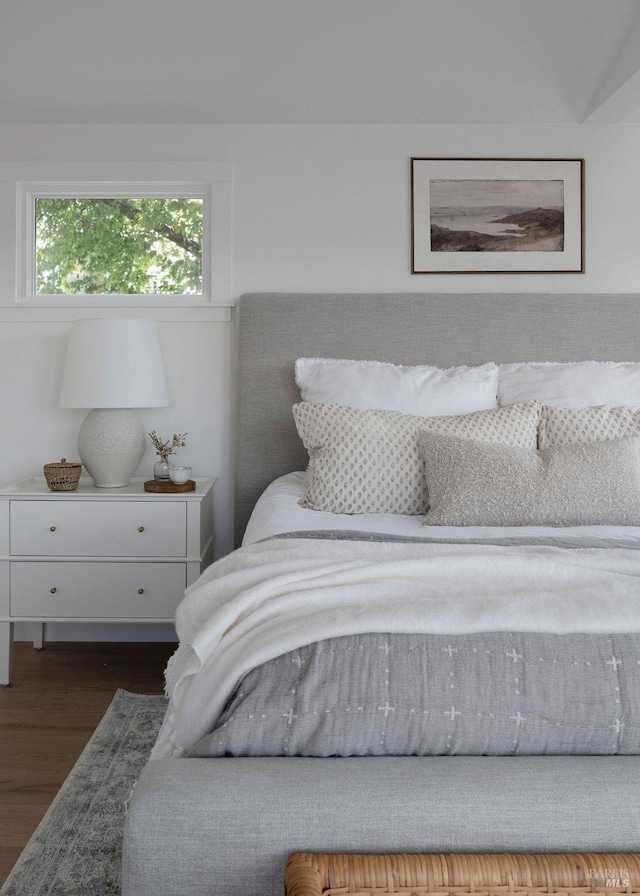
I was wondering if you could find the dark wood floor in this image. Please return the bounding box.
[0,640,176,886]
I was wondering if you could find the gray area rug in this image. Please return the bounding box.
[0,690,166,896]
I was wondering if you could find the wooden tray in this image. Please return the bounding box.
[144,479,196,493]
[285,853,640,896]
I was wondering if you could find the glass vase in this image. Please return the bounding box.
[154,458,171,481]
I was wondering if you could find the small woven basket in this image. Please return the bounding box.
[43,458,82,491]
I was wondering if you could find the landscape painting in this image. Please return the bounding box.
[411,158,584,274]
[429,179,564,252]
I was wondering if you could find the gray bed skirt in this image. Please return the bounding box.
[123,755,640,896]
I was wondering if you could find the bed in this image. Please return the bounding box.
[122,292,640,896]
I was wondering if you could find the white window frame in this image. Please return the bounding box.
[0,161,233,320]
[24,183,209,301]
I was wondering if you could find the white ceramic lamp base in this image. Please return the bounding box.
[78,408,146,487]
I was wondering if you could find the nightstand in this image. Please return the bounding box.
[0,476,215,684]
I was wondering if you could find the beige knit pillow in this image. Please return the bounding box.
[540,404,640,449]
[420,432,640,527]
[293,400,540,515]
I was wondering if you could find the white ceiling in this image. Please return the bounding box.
[1,0,639,125]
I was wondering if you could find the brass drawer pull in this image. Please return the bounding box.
[137,588,144,595]
[138,526,145,533]
[50,526,57,532]
[50,587,57,594]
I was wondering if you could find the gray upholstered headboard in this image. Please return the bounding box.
[234,292,640,545]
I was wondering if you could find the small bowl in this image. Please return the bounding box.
[169,465,192,485]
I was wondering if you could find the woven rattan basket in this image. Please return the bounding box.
[285,853,640,896]
[43,458,82,491]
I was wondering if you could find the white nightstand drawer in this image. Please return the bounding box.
[11,562,186,618]
[10,501,186,557]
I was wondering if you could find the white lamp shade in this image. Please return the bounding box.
[59,318,169,408]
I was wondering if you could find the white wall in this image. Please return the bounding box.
[3,122,640,640]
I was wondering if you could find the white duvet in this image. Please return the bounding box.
[152,534,640,759]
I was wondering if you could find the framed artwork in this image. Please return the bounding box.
[411,157,584,274]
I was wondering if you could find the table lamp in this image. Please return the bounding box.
[59,319,169,487]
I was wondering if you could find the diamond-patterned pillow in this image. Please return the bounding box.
[540,404,640,449]
[293,400,541,514]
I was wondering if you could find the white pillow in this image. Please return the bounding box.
[293,400,540,515]
[540,404,640,449]
[296,357,498,416]
[420,432,640,527]
[499,361,640,409]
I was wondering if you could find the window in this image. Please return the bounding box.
[35,196,205,296]
[0,161,233,315]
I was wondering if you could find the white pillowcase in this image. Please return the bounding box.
[420,432,640,528]
[296,357,499,416]
[293,400,540,515]
[499,361,640,409]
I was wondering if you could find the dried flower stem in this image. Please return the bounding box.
[148,430,188,461]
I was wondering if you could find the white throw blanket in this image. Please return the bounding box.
[151,536,640,759]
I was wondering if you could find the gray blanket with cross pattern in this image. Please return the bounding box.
[189,630,639,757]
[177,529,640,758]
[151,527,640,759]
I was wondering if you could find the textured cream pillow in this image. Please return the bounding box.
[293,401,540,515]
[540,404,640,449]
[420,432,640,527]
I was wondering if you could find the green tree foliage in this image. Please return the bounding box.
[35,197,204,295]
